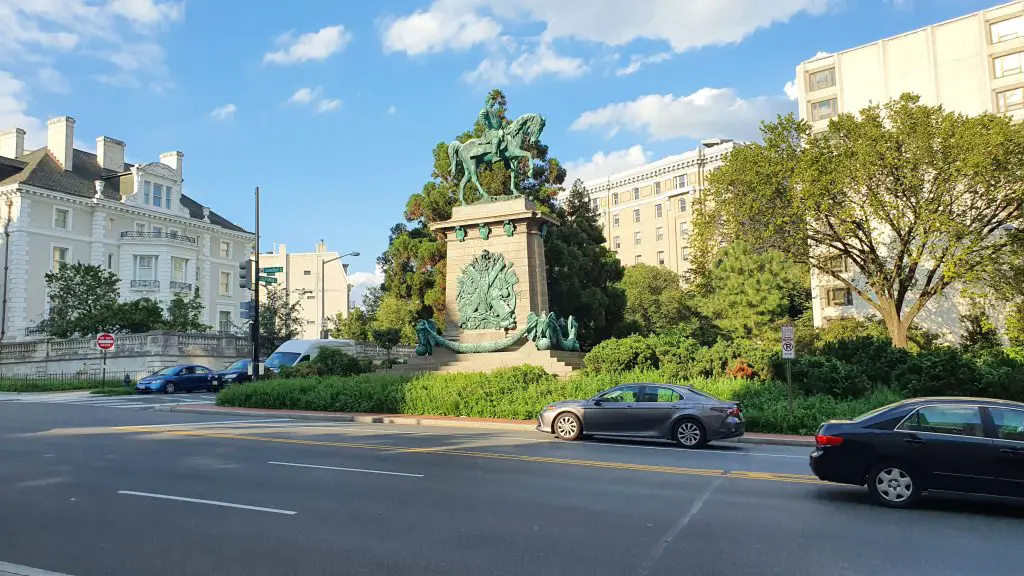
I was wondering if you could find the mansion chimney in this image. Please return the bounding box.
[160,151,183,179]
[47,116,75,171]
[0,128,25,159]
[96,136,126,172]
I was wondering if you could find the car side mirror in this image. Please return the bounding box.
[592,398,603,406]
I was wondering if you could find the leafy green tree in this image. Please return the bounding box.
[1006,303,1024,348]
[370,293,418,345]
[110,298,165,333]
[331,307,371,341]
[371,327,403,369]
[259,285,304,352]
[546,179,625,347]
[959,302,1003,350]
[616,263,688,336]
[163,289,212,333]
[40,263,121,337]
[695,241,810,339]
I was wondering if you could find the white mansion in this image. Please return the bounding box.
[0,116,255,341]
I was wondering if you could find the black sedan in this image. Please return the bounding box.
[215,359,252,386]
[136,364,219,394]
[810,397,1024,508]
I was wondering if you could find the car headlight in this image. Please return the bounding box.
[543,404,558,412]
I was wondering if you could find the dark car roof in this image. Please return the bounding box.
[899,397,1024,408]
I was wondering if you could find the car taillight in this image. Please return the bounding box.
[712,406,743,417]
[815,434,844,448]
[728,407,742,417]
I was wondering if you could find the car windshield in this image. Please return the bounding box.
[154,366,180,376]
[226,359,249,371]
[265,352,300,369]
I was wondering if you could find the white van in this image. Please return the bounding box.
[264,339,359,372]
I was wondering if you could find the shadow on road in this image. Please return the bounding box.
[812,484,1024,519]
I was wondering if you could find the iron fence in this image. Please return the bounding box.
[0,369,155,392]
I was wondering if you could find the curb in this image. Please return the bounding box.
[154,405,816,447]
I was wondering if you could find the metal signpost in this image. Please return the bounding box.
[96,332,116,385]
[781,324,795,416]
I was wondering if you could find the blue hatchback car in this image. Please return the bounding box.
[136,364,219,394]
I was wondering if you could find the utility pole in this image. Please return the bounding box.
[252,186,261,380]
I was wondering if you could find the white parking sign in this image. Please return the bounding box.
[781,325,795,359]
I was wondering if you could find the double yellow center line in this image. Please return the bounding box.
[118,426,826,486]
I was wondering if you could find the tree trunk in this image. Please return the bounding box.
[881,304,910,348]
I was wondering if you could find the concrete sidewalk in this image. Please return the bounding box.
[154,404,816,447]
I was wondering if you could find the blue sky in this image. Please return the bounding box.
[0,0,1003,299]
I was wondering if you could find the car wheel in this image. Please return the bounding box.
[553,412,582,441]
[867,462,922,508]
[674,419,707,448]
[164,382,176,394]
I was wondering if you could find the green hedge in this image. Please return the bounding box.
[0,379,117,393]
[217,365,906,435]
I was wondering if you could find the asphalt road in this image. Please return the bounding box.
[1,401,1022,576]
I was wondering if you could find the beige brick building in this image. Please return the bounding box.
[258,242,353,340]
[566,140,737,276]
[793,0,1024,337]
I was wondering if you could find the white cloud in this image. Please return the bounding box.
[381,10,502,55]
[288,86,322,105]
[264,25,352,65]
[209,103,237,121]
[0,71,45,149]
[615,52,672,76]
[0,1,183,89]
[317,99,342,113]
[571,87,794,142]
[387,104,397,115]
[784,80,799,101]
[36,67,70,93]
[348,265,385,306]
[383,0,828,58]
[565,145,650,184]
[463,42,587,84]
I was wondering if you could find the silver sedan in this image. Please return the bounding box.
[536,383,745,448]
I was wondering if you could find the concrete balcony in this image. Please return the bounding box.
[120,231,197,245]
[130,280,160,290]
[170,281,193,294]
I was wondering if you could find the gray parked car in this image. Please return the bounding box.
[536,383,745,448]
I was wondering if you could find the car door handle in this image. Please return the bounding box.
[1000,448,1024,456]
[903,438,927,446]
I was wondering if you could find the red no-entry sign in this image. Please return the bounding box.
[96,332,116,351]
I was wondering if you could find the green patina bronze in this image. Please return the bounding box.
[479,223,491,240]
[503,220,515,237]
[455,226,466,242]
[447,98,547,206]
[414,311,580,356]
[455,250,518,330]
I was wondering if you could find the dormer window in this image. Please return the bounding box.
[153,184,165,208]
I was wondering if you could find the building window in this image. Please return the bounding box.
[657,251,665,266]
[134,255,155,280]
[808,67,836,91]
[634,255,642,264]
[51,246,69,272]
[810,98,838,122]
[674,174,687,189]
[107,254,114,270]
[612,214,620,228]
[655,204,663,218]
[612,192,619,206]
[997,87,1024,112]
[828,255,849,273]
[153,183,164,208]
[613,236,621,249]
[680,248,689,262]
[633,209,641,223]
[219,311,232,333]
[306,294,316,300]
[53,207,69,230]
[303,270,312,276]
[994,51,1023,78]
[219,240,231,259]
[633,231,641,246]
[679,221,688,237]
[656,227,664,242]
[135,222,146,233]
[172,257,188,283]
[590,198,599,211]
[632,187,640,201]
[654,182,661,195]
[991,16,1022,44]
[678,197,687,212]
[826,286,854,307]
[143,181,151,205]
[151,225,163,236]
[220,271,232,295]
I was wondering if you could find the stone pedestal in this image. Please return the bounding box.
[431,197,559,343]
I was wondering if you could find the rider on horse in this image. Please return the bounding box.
[478,102,506,160]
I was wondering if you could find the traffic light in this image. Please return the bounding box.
[239,259,251,290]
[239,300,255,320]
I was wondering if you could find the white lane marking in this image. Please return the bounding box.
[117,418,294,429]
[117,490,296,515]
[0,560,79,576]
[108,403,168,409]
[268,461,424,478]
[637,477,722,576]
[574,440,807,459]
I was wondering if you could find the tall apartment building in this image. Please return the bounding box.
[258,242,353,340]
[793,0,1024,337]
[569,140,737,276]
[0,115,254,340]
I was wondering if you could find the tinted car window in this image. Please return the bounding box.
[989,407,1024,442]
[639,387,682,403]
[897,405,983,437]
[195,367,209,375]
[600,386,639,403]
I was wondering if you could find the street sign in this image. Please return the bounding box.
[781,325,795,359]
[260,266,283,274]
[258,276,278,284]
[96,332,116,351]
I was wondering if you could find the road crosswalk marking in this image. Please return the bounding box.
[0,392,217,410]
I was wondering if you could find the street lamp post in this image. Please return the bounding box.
[321,251,359,339]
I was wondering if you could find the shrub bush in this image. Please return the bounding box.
[584,335,659,374]
[786,355,872,398]
[216,373,409,413]
[312,348,373,377]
